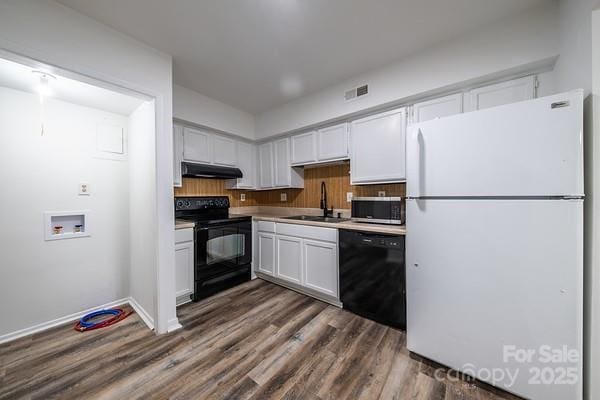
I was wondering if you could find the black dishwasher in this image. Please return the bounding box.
[339,229,406,329]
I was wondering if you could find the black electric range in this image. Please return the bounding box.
[175,196,252,301]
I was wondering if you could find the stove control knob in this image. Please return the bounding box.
[176,200,184,208]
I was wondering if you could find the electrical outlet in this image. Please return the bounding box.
[79,182,90,195]
[346,192,353,203]
[240,193,246,202]
[280,192,287,202]
[378,191,386,197]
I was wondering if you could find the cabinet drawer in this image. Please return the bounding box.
[276,223,337,242]
[257,220,276,233]
[175,228,194,244]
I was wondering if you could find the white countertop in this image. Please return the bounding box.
[175,219,195,230]
[231,212,406,235]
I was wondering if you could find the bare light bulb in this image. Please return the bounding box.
[32,71,56,100]
[32,71,56,136]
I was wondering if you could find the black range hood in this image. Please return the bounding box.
[181,162,243,179]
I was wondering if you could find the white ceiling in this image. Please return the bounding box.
[57,0,551,114]
[0,57,145,116]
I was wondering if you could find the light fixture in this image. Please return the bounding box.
[32,71,56,136]
[32,71,56,100]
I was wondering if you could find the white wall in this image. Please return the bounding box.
[0,87,130,338]
[255,2,559,138]
[589,11,600,400]
[174,84,255,140]
[128,100,157,328]
[555,0,596,94]
[0,0,178,333]
[553,1,600,399]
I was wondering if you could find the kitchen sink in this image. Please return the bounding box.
[282,215,351,223]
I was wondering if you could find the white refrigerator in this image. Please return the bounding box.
[405,90,584,400]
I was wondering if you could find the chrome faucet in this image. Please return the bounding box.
[320,181,334,218]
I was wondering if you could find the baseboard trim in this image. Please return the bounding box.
[167,317,182,333]
[176,294,192,307]
[128,296,155,331]
[0,297,129,345]
[256,273,342,308]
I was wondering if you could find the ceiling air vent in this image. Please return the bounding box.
[345,84,369,102]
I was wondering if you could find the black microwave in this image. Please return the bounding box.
[351,197,405,225]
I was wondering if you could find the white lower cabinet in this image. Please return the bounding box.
[257,232,276,275]
[255,222,339,303]
[303,239,338,298]
[174,228,194,305]
[276,235,303,284]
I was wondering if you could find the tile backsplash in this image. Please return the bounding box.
[174,162,405,209]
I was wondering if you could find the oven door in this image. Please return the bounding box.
[195,220,252,280]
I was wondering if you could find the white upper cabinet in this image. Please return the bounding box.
[227,141,256,189]
[465,76,536,112]
[290,123,349,166]
[173,124,184,187]
[291,131,317,165]
[258,142,275,188]
[350,107,407,185]
[183,127,211,163]
[317,123,349,162]
[274,138,291,186]
[212,135,237,167]
[411,93,463,123]
[257,138,303,189]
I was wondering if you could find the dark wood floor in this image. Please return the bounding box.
[0,279,521,399]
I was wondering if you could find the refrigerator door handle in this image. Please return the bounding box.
[415,128,425,198]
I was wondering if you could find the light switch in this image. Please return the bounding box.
[346,192,353,203]
[240,193,246,202]
[79,182,90,196]
[280,192,287,202]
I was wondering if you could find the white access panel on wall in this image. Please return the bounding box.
[95,122,127,161]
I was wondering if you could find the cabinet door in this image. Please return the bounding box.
[258,142,274,188]
[235,141,255,188]
[465,76,536,111]
[317,123,349,161]
[173,125,184,187]
[257,232,276,276]
[175,241,194,301]
[291,131,317,165]
[303,239,338,298]
[183,127,211,163]
[350,108,406,184]
[412,93,463,123]
[276,235,302,284]
[213,135,237,167]
[273,138,291,187]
